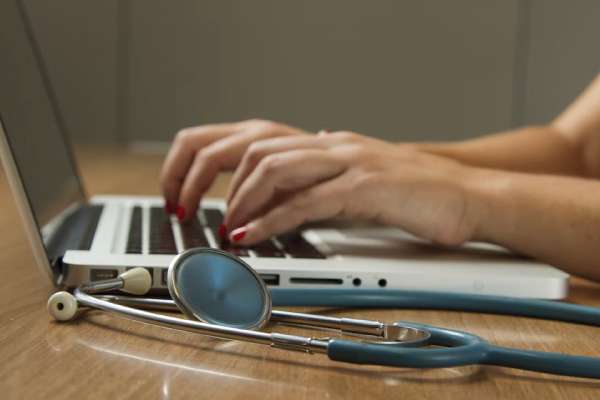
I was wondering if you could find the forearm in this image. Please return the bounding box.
[414,125,587,177]
[470,169,600,281]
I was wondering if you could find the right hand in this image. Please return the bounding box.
[160,119,312,222]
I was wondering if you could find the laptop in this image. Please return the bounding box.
[0,0,569,299]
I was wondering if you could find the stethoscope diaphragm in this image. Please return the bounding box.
[167,248,272,330]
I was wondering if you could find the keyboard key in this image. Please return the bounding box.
[126,206,143,254]
[251,240,285,258]
[219,242,249,257]
[204,208,224,229]
[277,232,326,259]
[149,207,177,254]
[180,217,210,249]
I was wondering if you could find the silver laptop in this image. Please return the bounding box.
[0,0,569,299]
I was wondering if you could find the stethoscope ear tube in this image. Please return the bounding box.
[327,339,489,369]
[326,322,600,379]
[270,289,600,327]
[327,339,600,379]
[484,345,600,379]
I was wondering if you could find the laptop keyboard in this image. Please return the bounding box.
[149,207,177,254]
[126,206,326,259]
[179,215,210,249]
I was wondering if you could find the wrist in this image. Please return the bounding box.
[461,167,515,244]
[411,142,461,159]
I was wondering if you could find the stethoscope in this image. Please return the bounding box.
[48,248,600,379]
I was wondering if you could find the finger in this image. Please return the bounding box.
[175,124,308,221]
[174,134,255,221]
[163,119,311,214]
[226,134,332,203]
[228,177,348,245]
[225,149,347,232]
[160,123,238,210]
[225,132,354,204]
[164,121,287,219]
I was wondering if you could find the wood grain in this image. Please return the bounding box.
[1,146,599,400]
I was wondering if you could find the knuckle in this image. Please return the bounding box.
[336,131,360,142]
[174,128,194,145]
[196,147,217,165]
[246,119,277,133]
[258,154,283,176]
[246,141,268,163]
[245,118,267,125]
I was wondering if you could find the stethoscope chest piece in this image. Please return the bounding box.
[167,248,272,330]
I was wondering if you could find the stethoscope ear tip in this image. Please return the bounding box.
[120,267,152,295]
[48,291,78,321]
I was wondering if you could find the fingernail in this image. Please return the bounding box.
[177,205,185,220]
[164,200,173,214]
[318,129,330,136]
[231,227,247,242]
[217,223,227,240]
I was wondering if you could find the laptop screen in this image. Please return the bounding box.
[0,0,86,234]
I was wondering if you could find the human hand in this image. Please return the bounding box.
[160,119,312,221]
[223,131,484,246]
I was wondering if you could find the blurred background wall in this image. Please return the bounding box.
[22,0,600,146]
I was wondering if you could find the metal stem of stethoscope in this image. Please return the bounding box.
[73,276,329,354]
[93,294,427,342]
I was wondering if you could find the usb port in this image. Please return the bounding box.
[90,269,119,281]
[259,274,280,286]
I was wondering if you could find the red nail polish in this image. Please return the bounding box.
[177,205,185,220]
[217,223,227,240]
[231,227,247,241]
[164,200,173,214]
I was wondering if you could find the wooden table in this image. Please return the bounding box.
[1,146,600,400]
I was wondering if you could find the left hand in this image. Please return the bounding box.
[223,131,485,246]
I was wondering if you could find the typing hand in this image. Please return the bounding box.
[160,119,311,222]
[223,131,484,246]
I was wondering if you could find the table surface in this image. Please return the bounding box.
[1,146,600,400]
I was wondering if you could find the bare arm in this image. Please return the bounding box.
[419,73,600,281]
[417,73,600,179]
[471,168,600,282]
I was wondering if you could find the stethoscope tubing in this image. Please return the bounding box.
[270,289,600,327]
[327,322,600,379]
